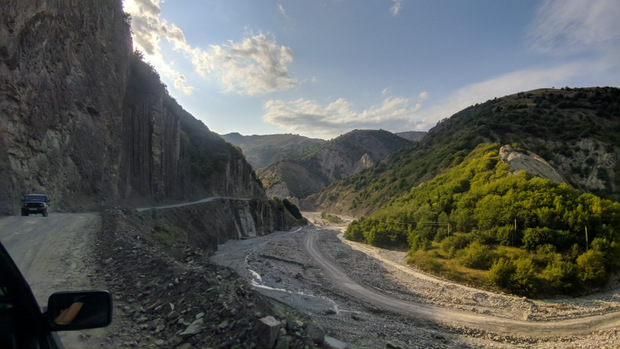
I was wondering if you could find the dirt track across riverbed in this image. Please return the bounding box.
[212,212,620,348]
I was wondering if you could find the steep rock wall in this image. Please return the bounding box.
[0,0,131,213]
[0,0,266,215]
[119,57,189,204]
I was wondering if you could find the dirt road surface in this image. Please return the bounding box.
[0,213,117,348]
[213,212,620,348]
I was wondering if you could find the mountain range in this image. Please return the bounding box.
[254,129,414,201]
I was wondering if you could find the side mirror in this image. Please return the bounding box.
[47,291,112,331]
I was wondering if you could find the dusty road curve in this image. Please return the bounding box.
[302,226,620,338]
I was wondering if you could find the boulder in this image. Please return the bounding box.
[256,316,281,348]
[179,318,205,337]
[305,323,325,345]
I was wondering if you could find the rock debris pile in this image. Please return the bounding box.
[94,208,328,348]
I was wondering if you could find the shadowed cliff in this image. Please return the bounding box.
[0,0,289,240]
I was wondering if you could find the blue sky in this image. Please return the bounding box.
[122,0,620,139]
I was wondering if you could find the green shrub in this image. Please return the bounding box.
[410,235,432,251]
[533,244,559,266]
[440,234,471,256]
[522,227,555,251]
[458,241,492,270]
[321,211,343,223]
[541,258,578,292]
[511,258,538,296]
[488,258,515,289]
[576,250,607,285]
[344,221,365,242]
[408,250,443,274]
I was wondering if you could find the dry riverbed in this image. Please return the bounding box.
[212,212,620,348]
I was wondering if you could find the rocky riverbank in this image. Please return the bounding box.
[213,212,620,349]
[93,208,328,348]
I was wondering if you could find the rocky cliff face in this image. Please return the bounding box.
[0,0,266,216]
[0,0,131,213]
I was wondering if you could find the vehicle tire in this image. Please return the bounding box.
[43,210,48,217]
[21,210,27,216]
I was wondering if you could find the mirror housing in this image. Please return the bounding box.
[47,291,112,331]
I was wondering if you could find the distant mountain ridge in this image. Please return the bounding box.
[396,131,426,141]
[258,129,413,201]
[221,133,325,170]
[305,87,620,215]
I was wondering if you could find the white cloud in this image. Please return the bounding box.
[192,33,297,96]
[527,0,620,54]
[123,0,296,96]
[174,75,195,95]
[390,0,404,16]
[123,0,195,95]
[263,95,422,139]
[278,4,288,18]
[263,55,608,139]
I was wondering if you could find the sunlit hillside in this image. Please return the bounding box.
[346,143,620,296]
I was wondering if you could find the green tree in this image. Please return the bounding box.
[511,258,538,296]
[458,241,492,270]
[522,227,555,251]
[344,221,365,242]
[488,258,515,289]
[541,258,578,292]
[576,250,607,285]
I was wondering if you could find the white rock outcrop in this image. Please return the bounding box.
[498,145,567,184]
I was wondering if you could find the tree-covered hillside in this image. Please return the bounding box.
[221,133,325,170]
[346,144,620,296]
[309,87,620,215]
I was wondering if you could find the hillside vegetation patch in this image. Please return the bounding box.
[345,143,620,296]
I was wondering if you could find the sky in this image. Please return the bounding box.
[122,0,620,139]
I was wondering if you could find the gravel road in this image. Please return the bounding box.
[0,213,100,302]
[212,212,620,348]
[0,213,122,348]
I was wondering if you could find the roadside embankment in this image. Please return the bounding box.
[94,208,326,348]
